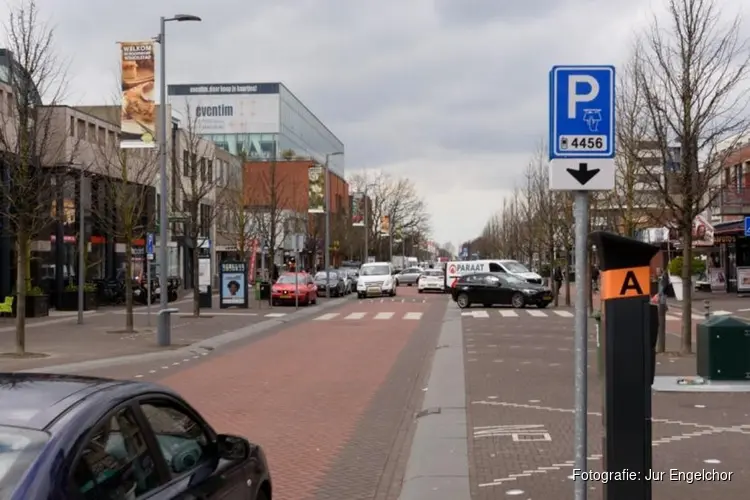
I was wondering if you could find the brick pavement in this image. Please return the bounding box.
[148,287,448,500]
[0,299,302,371]
[462,307,750,499]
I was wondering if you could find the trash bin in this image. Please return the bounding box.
[696,315,750,380]
[259,282,271,302]
[199,286,212,308]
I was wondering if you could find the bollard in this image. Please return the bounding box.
[704,299,711,320]
[590,231,659,500]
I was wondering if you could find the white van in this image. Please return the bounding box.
[445,259,543,288]
[357,261,397,298]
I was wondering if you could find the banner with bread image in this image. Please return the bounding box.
[119,41,156,148]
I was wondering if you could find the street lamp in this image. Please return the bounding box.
[156,13,201,347]
[362,181,376,263]
[324,151,344,298]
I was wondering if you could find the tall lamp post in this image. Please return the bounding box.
[362,181,375,263]
[156,13,201,346]
[324,151,344,298]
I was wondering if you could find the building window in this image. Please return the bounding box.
[6,92,12,115]
[183,150,190,177]
[77,119,86,140]
[88,123,96,142]
[69,116,75,137]
[200,157,206,183]
[207,160,213,183]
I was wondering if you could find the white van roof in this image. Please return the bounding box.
[362,261,391,267]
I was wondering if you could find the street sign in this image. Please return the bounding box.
[549,65,616,191]
[168,212,190,222]
[744,217,750,237]
[146,233,154,261]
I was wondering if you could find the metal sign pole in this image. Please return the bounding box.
[146,260,151,326]
[295,251,300,310]
[573,191,589,500]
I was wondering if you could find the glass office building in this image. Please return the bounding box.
[167,82,344,176]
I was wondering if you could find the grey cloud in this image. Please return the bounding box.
[433,0,570,24]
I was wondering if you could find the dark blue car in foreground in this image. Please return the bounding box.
[0,373,272,499]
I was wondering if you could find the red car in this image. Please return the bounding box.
[271,272,318,306]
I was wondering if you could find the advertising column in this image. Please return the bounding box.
[220,261,248,309]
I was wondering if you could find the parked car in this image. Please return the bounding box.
[313,270,346,297]
[0,372,272,500]
[395,267,423,286]
[451,272,553,309]
[271,272,317,306]
[417,269,446,293]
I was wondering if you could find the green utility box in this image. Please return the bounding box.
[696,315,750,380]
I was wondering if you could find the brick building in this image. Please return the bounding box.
[244,159,350,268]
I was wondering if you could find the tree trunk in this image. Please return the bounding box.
[124,241,134,333]
[564,243,572,306]
[14,233,28,354]
[681,225,694,354]
[192,231,201,317]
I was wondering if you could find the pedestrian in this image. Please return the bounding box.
[591,265,600,293]
[553,265,563,304]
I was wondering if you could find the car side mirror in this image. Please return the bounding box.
[217,434,250,461]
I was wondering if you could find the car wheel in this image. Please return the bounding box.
[456,293,470,309]
[511,293,526,308]
[357,293,364,299]
[418,289,423,293]
[537,302,549,309]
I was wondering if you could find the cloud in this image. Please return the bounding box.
[2,0,738,249]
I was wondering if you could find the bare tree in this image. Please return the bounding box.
[635,0,750,353]
[219,167,256,262]
[92,143,158,332]
[0,1,73,354]
[245,157,295,270]
[172,106,226,317]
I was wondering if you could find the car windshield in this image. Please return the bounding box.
[0,426,49,492]
[315,271,337,279]
[503,275,525,284]
[277,274,303,284]
[424,270,444,277]
[361,265,390,276]
[503,261,530,273]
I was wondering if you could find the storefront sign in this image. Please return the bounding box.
[713,234,737,245]
[219,261,248,308]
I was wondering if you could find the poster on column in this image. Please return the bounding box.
[119,41,156,148]
[351,192,364,226]
[308,165,324,213]
[380,215,390,235]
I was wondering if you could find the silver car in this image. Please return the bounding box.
[396,267,423,286]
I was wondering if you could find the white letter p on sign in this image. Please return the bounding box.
[567,75,599,119]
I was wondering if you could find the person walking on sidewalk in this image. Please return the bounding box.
[553,265,563,306]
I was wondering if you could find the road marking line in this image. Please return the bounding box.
[374,312,394,320]
[161,366,169,369]
[344,312,366,320]
[264,313,287,318]
[134,374,143,378]
[149,370,156,374]
[462,310,490,318]
[554,310,574,317]
[712,310,732,316]
[314,313,339,321]
[526,310,547,317]
[691,313,704,319]
[404,312,422,320]
[401,298,405,303]
[499,310,518,317]
[665,314,680,321]
[737,308,750,312]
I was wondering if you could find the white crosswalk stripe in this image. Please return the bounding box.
[311,311,423,321]
[499,310,519,317]
[554,310,574,317]
[526,310,547,317]
[666,314,680,321]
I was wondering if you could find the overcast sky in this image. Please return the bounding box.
[1,0,742,249]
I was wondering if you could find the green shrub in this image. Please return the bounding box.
[668,256,706,276]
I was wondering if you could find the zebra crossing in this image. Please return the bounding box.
[461,309,694,320]
[313,311,424,321]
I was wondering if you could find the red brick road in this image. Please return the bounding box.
[143,287,447,500]
[462,306,750,499]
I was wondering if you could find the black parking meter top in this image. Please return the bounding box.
[589,231,659,271]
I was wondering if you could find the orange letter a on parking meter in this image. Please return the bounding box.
[601,267,649,301]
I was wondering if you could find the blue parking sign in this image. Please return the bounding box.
[744,217,750,237]
[549,65,616,191]
[146,233,154,260]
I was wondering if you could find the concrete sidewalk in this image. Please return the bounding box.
[0,296,322,371]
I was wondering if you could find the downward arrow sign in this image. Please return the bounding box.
[566,162,600,185]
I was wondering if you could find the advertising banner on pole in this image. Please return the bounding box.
[351,192,364,226]
[248,238,258,282]
[380,215,390,235]
[119,41,156,148]
[308,165,325,213]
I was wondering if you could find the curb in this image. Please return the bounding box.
[21,295,354,374]
[398,303,470,499]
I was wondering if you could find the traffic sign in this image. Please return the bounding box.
[146,233,154,261]
[744,217,750,237]
[549,65,616,191]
